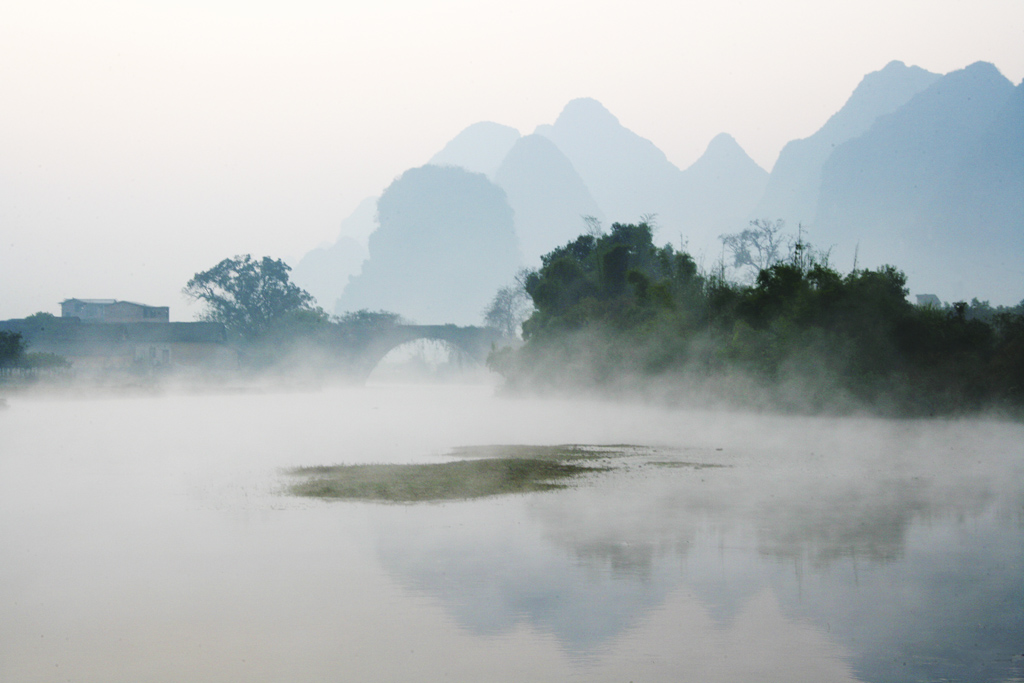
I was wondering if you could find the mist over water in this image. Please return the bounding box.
[1,383,1021,682]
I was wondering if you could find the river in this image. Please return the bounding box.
[1,383,1022,682]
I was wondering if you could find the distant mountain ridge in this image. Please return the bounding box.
[535,98,685,229]
[494,134,603,263]
[755,60,941,227]
[427,121,521,178]
[336,165,520,325]
[817,61,1014,233]
[677,133,768,248]
[941,79,1023,252]
[814,62,1020,302]
[290,196,376,310]
[535,99,768,259]
[297,60,1023,323]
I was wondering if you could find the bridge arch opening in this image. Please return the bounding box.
[366,338,496,384]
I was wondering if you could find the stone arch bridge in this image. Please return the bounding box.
[320,324,508,382]
[0,317,511,383]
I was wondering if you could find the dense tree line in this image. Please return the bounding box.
[0,331,24,369]
[488,222,1024,415]
[0,330,71,378]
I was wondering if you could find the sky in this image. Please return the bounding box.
[2,0,1022,320]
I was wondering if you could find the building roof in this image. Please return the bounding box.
[61,299,157,307]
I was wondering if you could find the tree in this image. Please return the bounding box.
[0,331,25,368]
[183,255,319,340]
[521,221,700,335]
[483,270,533,338]
[720,219,790,281]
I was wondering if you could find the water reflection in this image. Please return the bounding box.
[1,387,1021,682]
[371,423,1024,681]
[375,499,683,652]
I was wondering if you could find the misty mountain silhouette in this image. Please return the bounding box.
[293,123,522,317]
[290,235,367,312]
[815,61,1019,301]
[427,121,522,178]
[336,165,521,324]
[534,98,684,229]
[291,196,376,311]
[493,134,604,264]
[298,60,1023,320]
[535,98,769,259]
[933,79,1024,272]
[677,133,768,251]
[755,60,941,227]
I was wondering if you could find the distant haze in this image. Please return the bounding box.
[307,62,1020,320]
[1,1,1022,318]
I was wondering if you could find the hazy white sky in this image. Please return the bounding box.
[2,0,1022,319]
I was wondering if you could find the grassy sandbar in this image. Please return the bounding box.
[285,444,622,502]
[285,444,731,503]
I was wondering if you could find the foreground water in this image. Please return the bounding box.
[1,383,1022,682]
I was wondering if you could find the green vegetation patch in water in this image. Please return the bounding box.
[648,461,730,469]
[287,455,611,502]
[448,444,642,461]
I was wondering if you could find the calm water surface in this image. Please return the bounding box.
[1,384,1022,682]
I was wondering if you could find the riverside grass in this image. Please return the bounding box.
[285,444,633,502]
[285,444,733,502]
